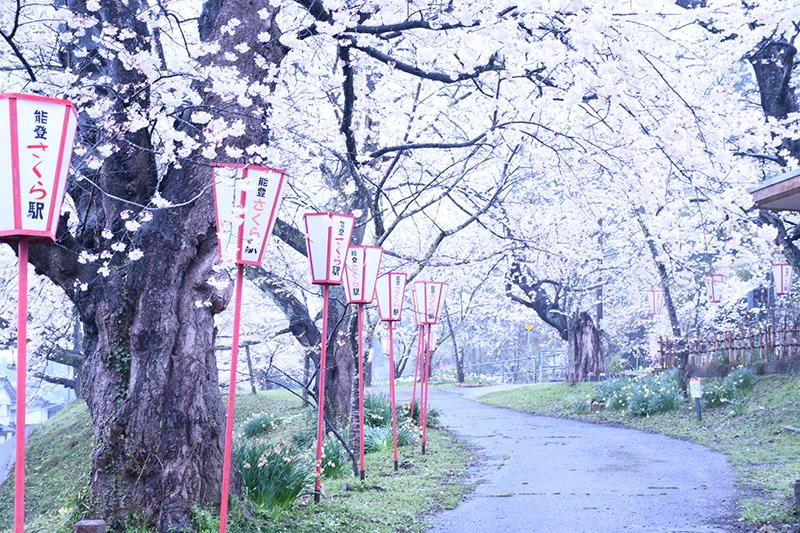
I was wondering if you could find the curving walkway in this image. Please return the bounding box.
[421,385,739,533]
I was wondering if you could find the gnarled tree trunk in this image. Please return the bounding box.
[567,312,603,385]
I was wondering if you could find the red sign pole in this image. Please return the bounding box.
[387,321,400,470]
[14,238,28,533]
[314,284,331,502]
[410,326,423,421]
[357,303,366,480]
[421,323,433,454]
[219,264,244,533]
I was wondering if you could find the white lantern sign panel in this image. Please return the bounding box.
[704,274,725,303]
[411,287,422,326]
[212,164,285,265]
[414,281,448,324]
[0,93,78,243]
[647,290,664,315]
[380,333,390,356]
[304,212,356,285]
[429,328,439,352]
[343,245,382,304]
[772,264,793,295]
[375,272,407,322]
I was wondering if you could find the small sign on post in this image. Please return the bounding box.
[689,377,702,421]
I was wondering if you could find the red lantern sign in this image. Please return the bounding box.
[212,163,285,265]
[375,272,407,321]
[212,163,285,533]
[704,274,725,303]
[413,281,448,324]
[303,212,354,501]
[304,212,356,284]
[0,93,79,533]
[343,245,382,304]
[772,263,793,295]
[0,93,78,244]
[412,280,448,455]
[343,244,382,481]
[647,289,664,315]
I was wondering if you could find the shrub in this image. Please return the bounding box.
[571,400,592,414]
[423,405,440,428]
[364,423,419,452]
[590,370,683,417]
[591,378,630,410]
[241,413,276,439]
[364,393,400,428]
[319,435,350,479]
[725,366,756,393]
[234,438,313,510]
[703,366,756,407]
[364,425,393,452]
[702,381,730,406]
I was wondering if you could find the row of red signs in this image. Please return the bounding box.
[210,168,449,323]
[649,265,794,314]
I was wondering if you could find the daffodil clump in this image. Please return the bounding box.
[360,393,440,451]
[702,366,756,407]
[234,436,314,511]
[241,412,278,439]
[591,369,683,417]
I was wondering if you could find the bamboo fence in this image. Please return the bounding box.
[659,325,800,368]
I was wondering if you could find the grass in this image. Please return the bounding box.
[0,388,475,533]
[0,400,92,532]
[479,375,800,529]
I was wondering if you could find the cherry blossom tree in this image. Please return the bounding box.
[1,0,798,529]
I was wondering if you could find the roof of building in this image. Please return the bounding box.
[749,167,800,211]
[0,377,15,405]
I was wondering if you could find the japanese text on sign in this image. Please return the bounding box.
[330,218,347,278]
[26,109,50,220]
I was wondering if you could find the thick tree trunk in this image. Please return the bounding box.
[748,40,800,163]
[81,213,228,532]
[567,312,603,386]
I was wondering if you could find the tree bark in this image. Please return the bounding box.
[567,312,603,385]
[748,40,800,164]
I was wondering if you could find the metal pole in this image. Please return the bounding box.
[219,263,244,533]
[14,237,28,533]
[421,324,433,454]
[388,321,399,470]
[314,284,330,503]
[357,304,366,480]
[538,350,542,383]
[410,326,423,421]
[526,330,531,383]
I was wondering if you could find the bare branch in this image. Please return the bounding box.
[351,42,503,84]
[368,133,488,160]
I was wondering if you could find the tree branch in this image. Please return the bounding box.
[351,42,502,84]
[368,133,488,160]
[0,0,37,82]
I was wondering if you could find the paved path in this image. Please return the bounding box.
[421,385,738,533]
